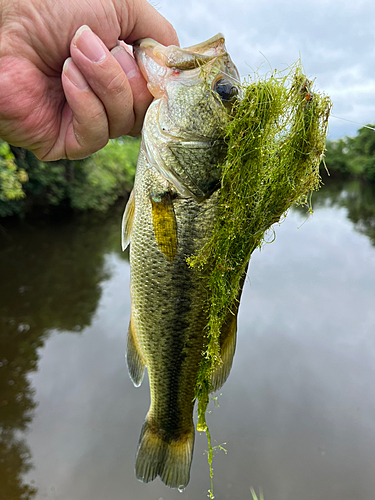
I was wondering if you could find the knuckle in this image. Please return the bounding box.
[109,113,135,139]
[105,71,129,97]
[134,86,152,107]
[74,111,108,146]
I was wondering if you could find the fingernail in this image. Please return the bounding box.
[73,25,106,63]
[111,46,138,80]
[63,58,89,90]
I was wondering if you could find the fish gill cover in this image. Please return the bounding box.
[188,63,331,497]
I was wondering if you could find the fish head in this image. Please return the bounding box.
[134,34,241,200]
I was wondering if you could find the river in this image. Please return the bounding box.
[1,176,375,500]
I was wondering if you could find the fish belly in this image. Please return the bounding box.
[128,150,216,489]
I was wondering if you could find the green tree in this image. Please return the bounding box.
[69,138,138,211]
[324,138,350,176]
[0,141,29,217]
[347,126,375,181]
[0,138,139,218]
[324,125,375,181]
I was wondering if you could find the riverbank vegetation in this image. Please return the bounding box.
[0,138,140,218]
[2,121,374,218]
[324,124,375,181]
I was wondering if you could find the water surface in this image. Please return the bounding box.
[1,179,375,500]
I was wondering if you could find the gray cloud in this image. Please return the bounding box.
[154,0,375,138]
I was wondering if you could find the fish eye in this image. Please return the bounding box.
[214,78,238,102]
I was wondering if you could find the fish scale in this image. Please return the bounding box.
[122,33,241,490]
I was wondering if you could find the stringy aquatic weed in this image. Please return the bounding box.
[189,63,331,495]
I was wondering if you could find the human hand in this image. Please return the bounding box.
[0,0,178,160]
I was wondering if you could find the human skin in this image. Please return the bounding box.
[0,0,178,160]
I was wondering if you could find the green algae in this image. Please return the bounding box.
[189,63,331,495]
[250,487,265,500]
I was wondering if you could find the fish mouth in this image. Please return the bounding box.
[133,34,238,97]
[133,33,226,72]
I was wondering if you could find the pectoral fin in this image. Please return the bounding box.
[150,191,178,261]
[127,316,146,387]
[122,189,135,251]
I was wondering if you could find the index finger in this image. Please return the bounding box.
[119,0,179,47]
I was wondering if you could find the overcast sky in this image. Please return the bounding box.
[152,0,375,139]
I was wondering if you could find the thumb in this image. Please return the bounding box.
[118,0,179,46]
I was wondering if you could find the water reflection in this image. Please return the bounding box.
[0,180,375,500]
[311,174,375,246]
[0,202,127,500]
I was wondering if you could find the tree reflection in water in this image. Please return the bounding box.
[0,202,128,500]
[0,177,374,499]
[298,174,375,246]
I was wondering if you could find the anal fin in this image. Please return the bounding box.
[126,317,145,387]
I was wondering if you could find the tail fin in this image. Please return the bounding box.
[135,417,195,490]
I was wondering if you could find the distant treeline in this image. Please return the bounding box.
[2,124,375,218]
[0,138,140,218]
[324,125,375,181]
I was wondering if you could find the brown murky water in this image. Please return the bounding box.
[1,178,375,500]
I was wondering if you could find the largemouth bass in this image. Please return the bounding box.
[122,34,240,490]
